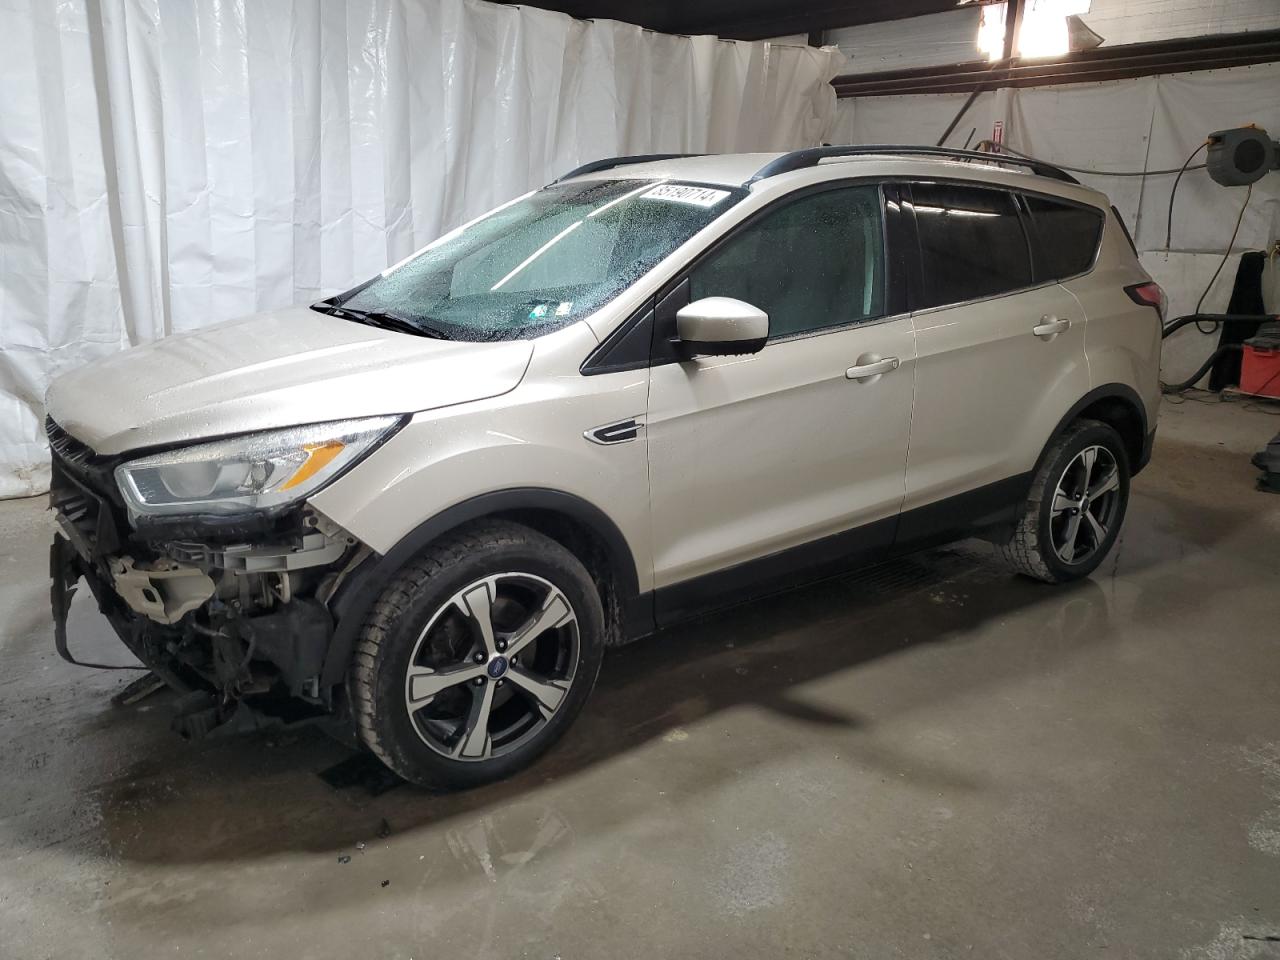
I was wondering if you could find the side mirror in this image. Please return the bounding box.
[675,297,768,357]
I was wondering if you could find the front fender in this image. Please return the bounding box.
[309,367,654,687]
[317,486,648,687]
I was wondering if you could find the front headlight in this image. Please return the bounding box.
[115,416,403,519]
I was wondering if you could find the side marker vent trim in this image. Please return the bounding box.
[585,419,643,445]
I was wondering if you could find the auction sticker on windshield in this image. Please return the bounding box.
[640,184,731,208]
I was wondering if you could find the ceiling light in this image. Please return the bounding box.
[974,0,1097,61]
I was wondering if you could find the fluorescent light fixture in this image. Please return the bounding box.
[976,0,1094,61]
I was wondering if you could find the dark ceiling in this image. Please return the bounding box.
[502,1,962,41]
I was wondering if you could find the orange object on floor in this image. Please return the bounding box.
[1240,321,1280,399]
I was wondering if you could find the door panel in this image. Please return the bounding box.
[903,283,1089,517]
[648,318,916,602]
[644,183,915,620]
[899,181,1092,535]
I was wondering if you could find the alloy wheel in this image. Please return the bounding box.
[403,573,579,761]
[1050,444,1121,565]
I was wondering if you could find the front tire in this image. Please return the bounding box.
[350,521,605,789]
[997,419,1130,583]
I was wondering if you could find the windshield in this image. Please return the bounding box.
[327,179,742,341]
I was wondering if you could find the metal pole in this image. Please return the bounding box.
[937,0,1022,147]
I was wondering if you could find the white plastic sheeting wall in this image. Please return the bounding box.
[0,0,841,497]
[832,62,1280,381]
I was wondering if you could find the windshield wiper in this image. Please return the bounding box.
[311,303,450,340]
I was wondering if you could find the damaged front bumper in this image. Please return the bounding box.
[48,419,370,736]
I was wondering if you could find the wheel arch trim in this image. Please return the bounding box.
[1037,383,1150,483]
[320,488,646,687]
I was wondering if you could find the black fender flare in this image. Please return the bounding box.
[320,488,646,687]
[1032,383,1151,487]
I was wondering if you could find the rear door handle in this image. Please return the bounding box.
[1033,316,1071,339]
[846,355,900,382]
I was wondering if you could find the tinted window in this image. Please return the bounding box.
[909,184,1032,309]
[339,180,739,341]
[1023,195,1104,280]
[689,185,885,338]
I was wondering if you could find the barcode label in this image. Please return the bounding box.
[640,184,731,208]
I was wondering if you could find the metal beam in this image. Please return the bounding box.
[833,29,1280,97]
[497,1,960,40]
[1001,0,1022,62]
[677,1,960,40]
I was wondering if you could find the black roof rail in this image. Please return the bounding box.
[551,154,705,184]
[746,145,1079,185]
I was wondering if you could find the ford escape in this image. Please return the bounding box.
[47,146,1163,788]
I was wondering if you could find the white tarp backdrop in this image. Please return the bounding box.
[832,63,1280,382]
[0,0,841,497]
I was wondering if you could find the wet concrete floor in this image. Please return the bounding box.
[1,397,1279,959]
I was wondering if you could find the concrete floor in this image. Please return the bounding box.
[2,397,1279,960]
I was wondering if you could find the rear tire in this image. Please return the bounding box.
[997,419,1130,584]
[349,520,604,790]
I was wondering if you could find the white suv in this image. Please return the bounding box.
[47,147,1164,788]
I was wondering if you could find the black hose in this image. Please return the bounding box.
[1161,313,1275,339]
[1161,344,1243,393]
[976,140,1209,177]
[1165,142,1210,254]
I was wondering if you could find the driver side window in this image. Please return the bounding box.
[689,185,886,339]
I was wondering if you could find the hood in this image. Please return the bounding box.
[46,306,534,456]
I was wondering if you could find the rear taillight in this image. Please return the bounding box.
[1125,281,1166,320]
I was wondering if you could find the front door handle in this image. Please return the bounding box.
[1033,316,1071,339]
[846,354,900,382]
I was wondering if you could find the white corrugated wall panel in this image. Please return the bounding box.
[1083,0,1280,46]
[828,9,982,76]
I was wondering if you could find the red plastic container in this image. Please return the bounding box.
[1240,321,1280,399]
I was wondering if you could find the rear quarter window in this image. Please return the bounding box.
[1022,195,1105,281]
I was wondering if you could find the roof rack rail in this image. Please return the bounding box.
[551,154,705,184]
[746,145,1079,185]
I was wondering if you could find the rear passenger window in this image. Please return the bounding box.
[1022,195,1104,280]
[690,185,885,339]
[908,184,1032,309]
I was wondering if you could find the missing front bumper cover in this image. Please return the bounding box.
[108,555,216,624]
[49,534,166,673]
